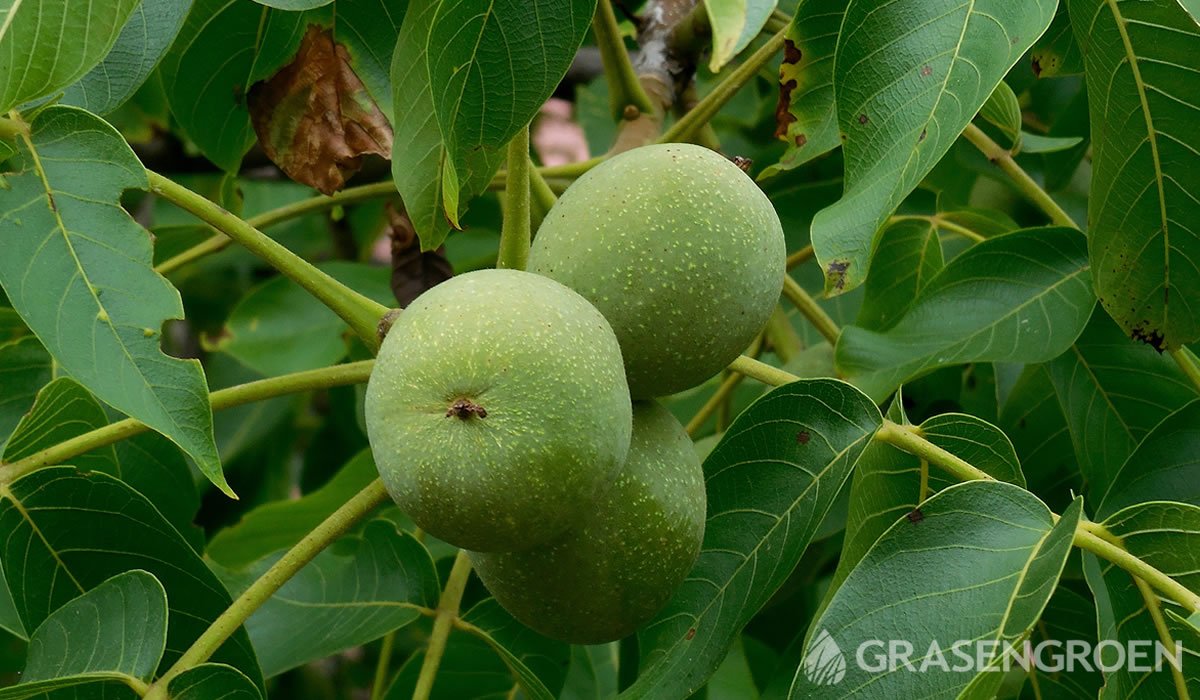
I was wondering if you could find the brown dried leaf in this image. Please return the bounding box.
[387,202,452,307]
[248,25,392,195]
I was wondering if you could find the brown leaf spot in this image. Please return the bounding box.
[387,202,452,307]
[857,113,869,125]
[1031,55,1043,77]
[794,133,808,147]
[1130,323,1167,353]
[774,79,799,139]
[796,430,811,445]
[920,65,932,77]
[919,128,927,142]
[248,25,393,195]
[827,260,850,290]
[906,508,925,524]
[783,38,802,65]
[685,628,696,640]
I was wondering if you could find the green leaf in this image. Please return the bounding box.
[167,664,262,700]
[790,483,1082,698]
[811,0,1057,294]
[822,408,1025,617]
[391,0,504,249]
[428,0,594,223]
[0,676,136,699]
[705,0,779,71]
[760,0,848,179]
[0,0,140,111]
[225,520,438,678]
[0,562,23,640]
[836,227,1095,401]
[560,644,619,700]
[1020,132,1084,154]
[60,0,193,116]
[207,449,377,568]
[387,599,570,700]
[622,379,883,699]
[23,570,166,683]
[2,378,117,476]
[998,365,1080,508]
[855,218,943,331]
[215,262,393,377]
[1031,4,1084,77]
[1098,399,1200,518]
[1086,501,1200,697]
[1047,309,1198,500]
[0,467,263,689]
[113,434,202,550]
[0,106,226,495]
[0,337,52,451]
[979,81,1023,150]
[1069,0,1200,350]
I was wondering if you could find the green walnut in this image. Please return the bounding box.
[470,400,706,644]
[364,269,632,553]
[529,143,785,398]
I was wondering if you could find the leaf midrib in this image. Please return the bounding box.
[1102,0,1171,331]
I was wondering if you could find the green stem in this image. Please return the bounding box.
[0,115,28,140]
[1170,347,1200,394]
[413,550,474,700]
[147,171,390,350]
[0,361,374,485]
[370,631,397,700]
[961,124,1078,229]
[529,159,558,215]
[593,0,656,119]
[658,28,786,145]
[888,214,986,243]
[498,126,532,270]
[144,480,393,699]
[874,421,996,482]
[727,354,800,387]
[763,9,791,34]
[490,157,605,190]
[155,181,398,276]
[1075,529,1200,613]
[786,244,814,270]
[781,275,840,345]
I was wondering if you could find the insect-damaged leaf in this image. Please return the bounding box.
[248,25,393,195]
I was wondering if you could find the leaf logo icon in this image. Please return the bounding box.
[804,629,847,686]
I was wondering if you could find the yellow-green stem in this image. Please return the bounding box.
[781,275,840,345]
[498,127,532,270]
[0,115,28,140]
[413,550,474,700]
[148,172,389,350]
[786,244,814,270]
[1075,529,1200,613]
[370,631,397,700]
[0,361,374,485]
[961,124,1077,229]
[687,371,747,435]
[874,421,995,482]
[144,480,392,699]
[593,0,656,119]
[155,181,398,276]
[1171,347,1200,394]
[529,157,558,217]
[659,28,787,144]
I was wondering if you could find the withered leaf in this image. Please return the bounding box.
[387,202,452,307]
[248,25,392,195]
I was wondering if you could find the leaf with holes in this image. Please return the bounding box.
[810,0,1057,294]
[1069,0,1200,350]
[0,106,227,495]
[622,379,882,699]
[836,227,1095,401]
[791,483,1081,698]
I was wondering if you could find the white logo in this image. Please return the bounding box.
[804,629,847,686]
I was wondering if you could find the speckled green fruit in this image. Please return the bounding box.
[470,400,706,643]
[529,143,785,398]
[364,269,632,553]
